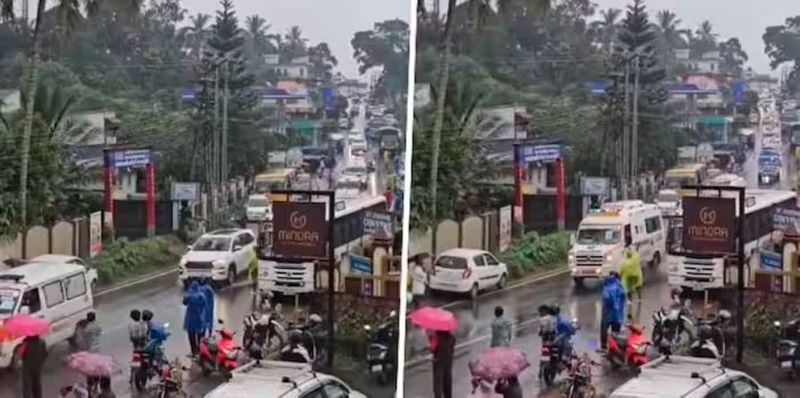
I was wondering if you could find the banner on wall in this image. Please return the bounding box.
[90,212,103,257]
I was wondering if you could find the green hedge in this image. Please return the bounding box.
[499,231,570,279]
[90,236,183,286]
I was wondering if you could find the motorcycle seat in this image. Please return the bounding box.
[615,336,629,349]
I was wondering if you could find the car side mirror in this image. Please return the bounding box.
[233,245,242,252]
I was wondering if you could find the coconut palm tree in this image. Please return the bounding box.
[691,20,718,58]
[1,0,140,227]
[281,25,307,63]
[655,10,684,72]
[180,13,211,60]
[591,8,622,55]
[426,0,550,242]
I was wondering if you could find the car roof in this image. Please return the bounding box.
[205,229,247,237]
[29,254,82,263]
[438,248,488,258]
[0,262,86,286]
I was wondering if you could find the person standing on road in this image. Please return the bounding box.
[620,247,643,302]
[20,334,47,398]
[83,312,102,353]
[182,281,207,357]
[600,272,626,350]
[490,306,512,348]
[198,279,215,337]
[411,261,427,309]
[128,309,147,350]
[430,330,455,398]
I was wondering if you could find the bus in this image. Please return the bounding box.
[666,189,796,291]
[663,163,709,197]
[254,169,296,196]
[259,195,387,296]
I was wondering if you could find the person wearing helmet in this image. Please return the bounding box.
[280,330,311,363]
[551,304,577,360]
[669,287,683,309]
[691,324,718,358]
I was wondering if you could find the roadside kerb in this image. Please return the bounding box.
[94,267,257,301]
[404,266,569,369]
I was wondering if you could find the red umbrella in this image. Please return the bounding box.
[409,306,458,332]
[469,347,530,381]
[3,314,49,337]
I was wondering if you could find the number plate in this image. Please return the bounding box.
[371,364,383,372]
[540,356,550,362]
[781,360,793,369]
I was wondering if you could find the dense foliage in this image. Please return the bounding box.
[411,0,749,228]
[500,231,570,278]
[90,235,183,286]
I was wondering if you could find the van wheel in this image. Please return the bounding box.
[650,252,661,269]
[227,265,236,286]
[497,274,507,290]
[469,283,479,300]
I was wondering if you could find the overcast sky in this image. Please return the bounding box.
[593,0,800,76]
[184,0,410,79]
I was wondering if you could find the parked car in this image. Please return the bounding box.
[28,254,99,294]
[179,229,257,287]
[428,248,508,299]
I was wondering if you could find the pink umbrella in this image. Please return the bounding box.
[409,307,458,332]
[3,314,49,337]
[65,352,120,377]
[469,347,530,381]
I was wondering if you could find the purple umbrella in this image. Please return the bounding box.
[469,347,530,381]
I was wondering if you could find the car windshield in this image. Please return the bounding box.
[193,237,231,251]
[577,228,621,245]
[0,288,20,315]
[345,167,367,175]
[657,192,680,203]
[436,256,468,269]
[247,197,269,207]
[664,177,696,189]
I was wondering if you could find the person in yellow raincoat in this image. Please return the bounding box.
[620,247,643,302]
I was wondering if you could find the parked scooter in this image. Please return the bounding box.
[605,323,650,371]
[132,323,170,392]
[365,311,398,385]
[198,320,242,380]
[690,324,724,359]
[286,314,325,365]
[651,305,694,348]
[774,319,800,379]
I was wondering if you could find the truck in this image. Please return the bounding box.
[568,201,666,287]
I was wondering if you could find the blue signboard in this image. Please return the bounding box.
[760,250,782,270]
[109,149,151,168]
[181,89,196,101]
[521,144,562,163]
[349,254,372,275]
[322,87,335,110]
[731,81,747,106]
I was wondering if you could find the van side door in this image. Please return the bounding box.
[61,272,92,337]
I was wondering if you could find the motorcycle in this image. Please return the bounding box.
[651,306,694,348]
[561,353,597,398]
[365,311,398,385]
[244,312,285,360]
[774,319,800,379]
[132,323,170,392]
[690,319,726,359]
[198,320,242,380]
[540,319,579,386]
[605,323,650,371]
[156,357,189,398]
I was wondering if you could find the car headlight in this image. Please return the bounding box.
[605,254,613,263]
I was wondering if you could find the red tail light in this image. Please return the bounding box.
[462,268,472,279]
[542,347,550,354]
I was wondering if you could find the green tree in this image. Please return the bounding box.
[654,10,684,75]
[763,16,800,91]
[591,7,622,55]
[180,13,212,61]
[719,37,748,76]
[308,42,337,82]
[689,20,718,59]
[280,25,307,63]
[351,19,409,99]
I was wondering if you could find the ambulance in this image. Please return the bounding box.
[568,201,666,287]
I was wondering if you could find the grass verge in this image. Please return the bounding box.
[91,235,184,287]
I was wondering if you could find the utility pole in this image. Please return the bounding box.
[632,53,641,182]
[622,56,631,199]
[213,64,220,210]
[222,59,230,188]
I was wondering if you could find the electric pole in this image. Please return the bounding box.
[622,56,631,199]
[632,53,641,183]
[213,64,220,210]
[222,59,230,187]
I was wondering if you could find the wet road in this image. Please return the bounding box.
[403,269,705,397]
[0,107,393,396]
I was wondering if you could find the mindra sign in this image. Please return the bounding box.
[682,197,736,253]
[272,202,328,259]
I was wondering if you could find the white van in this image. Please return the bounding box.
[568,200,666,287]
[0,262,95,368]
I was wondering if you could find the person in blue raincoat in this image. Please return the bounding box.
[600,271,626,350]
[198,279,215,337]
[183,281,207,357]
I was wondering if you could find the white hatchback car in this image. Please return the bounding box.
[429,248,508,299]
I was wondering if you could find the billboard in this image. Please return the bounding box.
[272,202,328,258]
[363,211,393,239]
[682,197,736,253]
